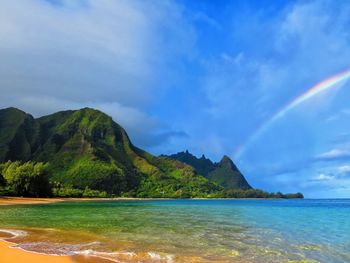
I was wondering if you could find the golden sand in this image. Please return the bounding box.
[0,197,64,206]
[0,197,176,206]
[0,240,73,263]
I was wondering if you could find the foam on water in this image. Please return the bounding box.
[0,229,27,239]
[148,252,174,262]
[5,237,174,263]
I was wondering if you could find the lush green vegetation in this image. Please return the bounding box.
[220,189,304,199]
[165,151,252,189]
[0,161,51,197]
[164,150,216,176]
[0,107,303,199]
[52,187,108,198]
[0,161,303,198]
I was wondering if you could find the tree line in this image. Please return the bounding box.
[0,161,107,197]
[0,160,303,199]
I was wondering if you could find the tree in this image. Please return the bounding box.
[2,161,51,197]
[0,172,5,187]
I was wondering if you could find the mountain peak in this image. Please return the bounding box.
[164,150,215,176]
[220,155,231,163]
[0,107,27,116]
[165,151,252,190]
[219,155,238,169]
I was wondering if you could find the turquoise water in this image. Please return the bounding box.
[0,199,349,262]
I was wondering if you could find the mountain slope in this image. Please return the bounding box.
[207,156,252,190]
[164,150,215,176]
[0,107,221,197]
[165,151,252,190]
[0,107,39,162]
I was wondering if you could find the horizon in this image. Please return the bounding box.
[1,0,350,198]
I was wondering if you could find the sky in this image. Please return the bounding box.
[1,0,350,198]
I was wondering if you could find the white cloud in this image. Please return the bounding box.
[313,173,335,181]
[316,149,350,161]
[337,165,350,174]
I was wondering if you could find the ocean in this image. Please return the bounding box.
[0,199,349,262]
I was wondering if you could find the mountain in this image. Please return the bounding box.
[0,107,221,198]
[0,107,39,162]
[164,150,215,176]
[165,151,252,190]
[207,155,251,190]
[0,107,303,199]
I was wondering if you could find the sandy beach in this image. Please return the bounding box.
[0,197,162,206]
[0,239,73,263]
[0,197,107,262]
[0,197,65,206]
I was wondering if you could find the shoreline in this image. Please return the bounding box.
[0,239,74,263]
[0,196,181,206]
[0,196,304,206]
[0,197,65,206]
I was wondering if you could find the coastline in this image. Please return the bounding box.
[0,239,74,263]
[0,196,180,206]
[0,196,303,206]
[0,231,119,263]
[0,197,65,206]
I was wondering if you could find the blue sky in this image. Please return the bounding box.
[0,0,350,197]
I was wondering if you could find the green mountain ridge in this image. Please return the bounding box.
[0,107,303,199]
[0,107,221,197]
[164,151,252,190]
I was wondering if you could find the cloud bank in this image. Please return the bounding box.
[0,0,194,147]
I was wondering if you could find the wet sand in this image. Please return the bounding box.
[0,239,73,263]
[0,197,65,206]
[0,196,178,206]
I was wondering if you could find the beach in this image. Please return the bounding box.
[0,197,64,206]
[0,197,166,206]
[0,198,112,263]
[0,239,73,263]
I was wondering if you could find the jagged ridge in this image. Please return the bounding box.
[165,151,252,190]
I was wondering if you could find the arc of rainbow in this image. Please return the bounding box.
[235,68,350,159]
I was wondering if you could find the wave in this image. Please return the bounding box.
[148,252,174,262]
[0,228,176,262]
[0,229,27,239]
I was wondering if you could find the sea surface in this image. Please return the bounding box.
[0,199,349,262]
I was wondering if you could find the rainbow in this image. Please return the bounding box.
[235,68,350,158]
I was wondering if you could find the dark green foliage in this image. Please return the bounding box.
[52,158,127,194]
[0,172,5,186]
[52,187,107,198]
[0,172,5,196]
[52,187,84,198]
[222,189,304,198]
[284,192,304,198]
[164,150,216,176]
[207,156,252,190]
[0,161,51,197]
[0,108,39,162]
[165,151,252,190]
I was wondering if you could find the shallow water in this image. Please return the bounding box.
[0,199,349,262]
